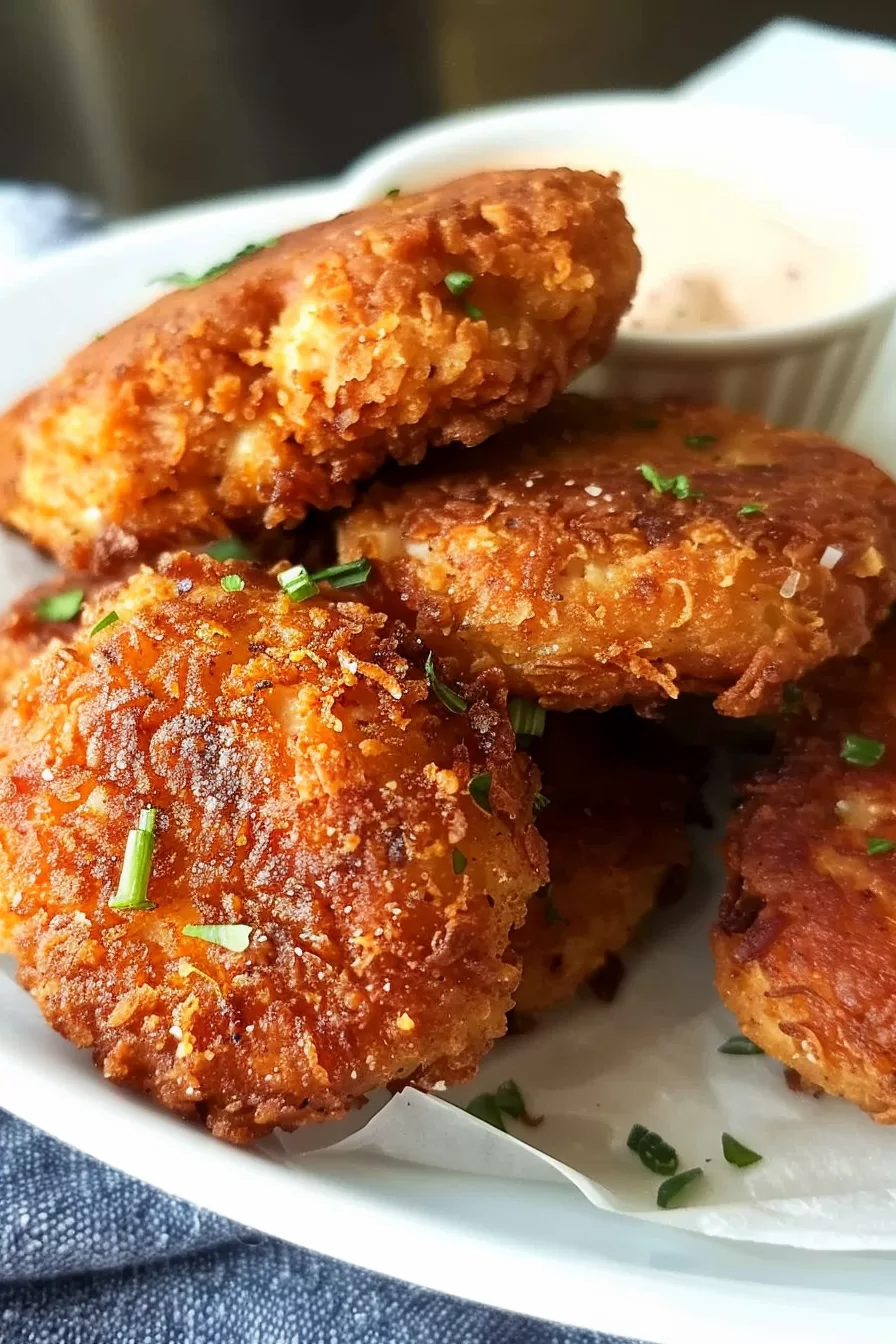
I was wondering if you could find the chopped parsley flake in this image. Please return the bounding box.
[627,1123,679,1176]
[109,808,157,911]
[841,733,885,768]
[385,187,400,198]
[89,611,120,637]
[444,270,475,296]
[466,1079,540,1130]
[638,464,703,500]
[220,574,245,593]
[533,791,550,815]
[154,238,279,288]
[468,772,493,813]
[721,1132,763,1168]
[738,503,767,516]
[718,1035,764,1055]
[36,588,84,623]
[425,652,468,714]
[464,303,485,321]
[452,847,467,875]
[867,837,896,857]
[465,1092,506,1131]
[182,923,252,952]
[656,1167,703,1209]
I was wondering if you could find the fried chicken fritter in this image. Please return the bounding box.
[512,711,693,1013]
[0,170,639,571]
[0,575,119,708]
[0,554,546,1142]
[339,396,896,716]
[714,620,896,1120]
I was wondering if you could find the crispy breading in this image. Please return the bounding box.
[0,554,546,1142]
[0,171,638,571]
[339,395,896,716]
[512,711,692,1013]
[714,620,896,1119]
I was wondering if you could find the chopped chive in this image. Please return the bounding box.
[841,733,885,768]
[464,303,485,321]
[278,564,320,603]
[465,1092,506,1131]
[508,697,546,739]
[718,1035,764,1055]
[220,574,245,593]
[204,537,255,561]
[684,433,718,448]
[182,923,252,952]
[533,791,550,815]
[444,270,474,296]
[425,652,468,714]
[626,1124,679,1176]
[385,187,400,198]
[638,464,702,500]
[657,1167,703,1209]
[469,772,493,813]
[312,558,372,590]
[452,847,467,875]
[538,883,567,926]
[154,238,279,288]
[738,503,767,516]
[109,807,157,911]
[36,588,84,623]
[721,1132,763,1168]
[867,837,896,856]
[90,611,120,637]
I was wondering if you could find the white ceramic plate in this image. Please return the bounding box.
[3,178,896,1344]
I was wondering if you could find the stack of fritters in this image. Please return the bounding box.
[1,167,895,1140]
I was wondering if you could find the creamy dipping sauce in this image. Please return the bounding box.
[609,156,865,335]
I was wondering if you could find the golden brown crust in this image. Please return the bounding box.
[512,711,692,1013]
[0,554,546,1141]
[0,170,638,570]
[339,395,896,715]
[714,620,896,1119]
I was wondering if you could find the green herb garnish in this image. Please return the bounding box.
[469,772,493,813]
[638,464,703,501]
[841,733,885,768]
[718,1035,763,1055]
[464,303,484,321]
[721,1132,763,1168]
[466,1079,539,1130]
[533,791,550,815]
[738,503,767,516]
[508,697,546,739]
[684,433,718,448]
[452,848,467,875]
[182,923,252,952]
[204,537,255,561]
[868,837,896,856]
[627,1123,679,1177]
[312,558,372,590]
[465,1092,506,1131]
[656,1167,703,1209]
[154,238,279,288]
[220,574,245,593]
[109,808,157,911]
[277,564,320,603]
[90,611,120,637]
[385,187,400,198]
[425,652,468,714]
[444,271,475,296]
[36,588,84,623]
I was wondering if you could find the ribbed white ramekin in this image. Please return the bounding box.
[343,96,896,441]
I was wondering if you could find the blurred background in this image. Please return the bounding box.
[2,0,895,217]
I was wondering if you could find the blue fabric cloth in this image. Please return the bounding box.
[0,1108,636,1344]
